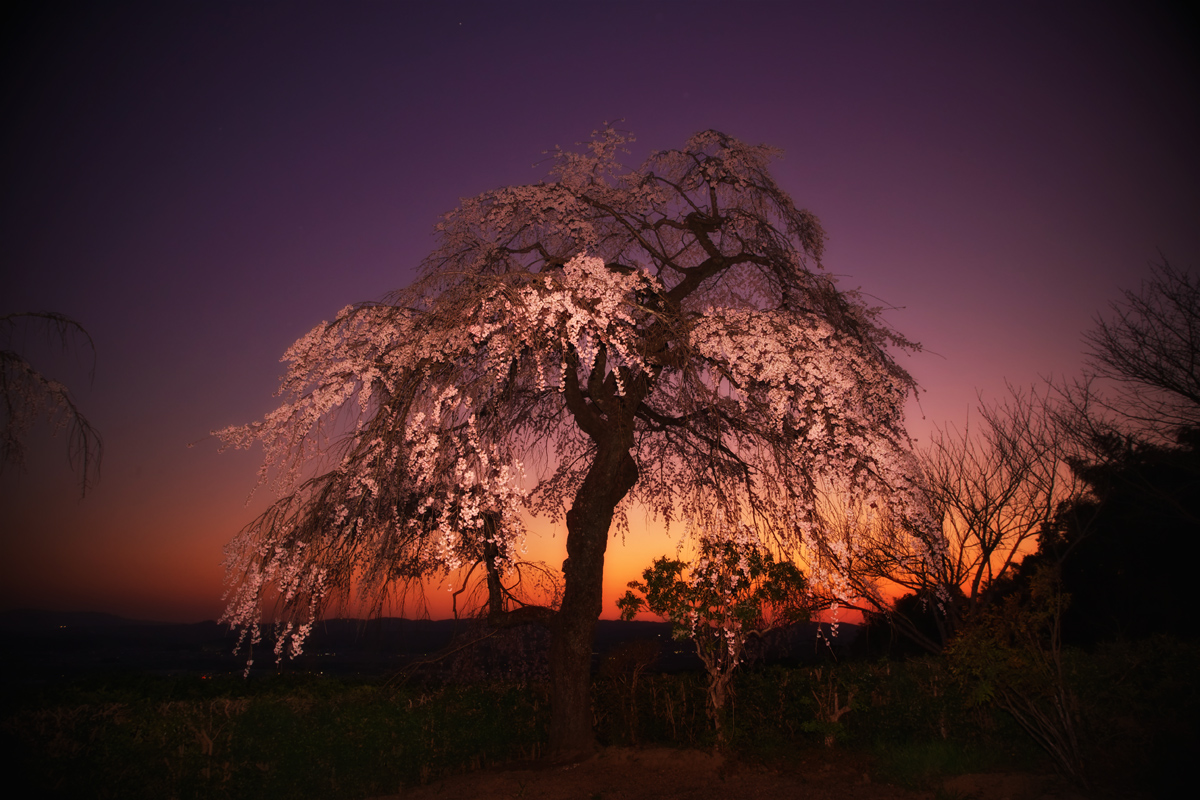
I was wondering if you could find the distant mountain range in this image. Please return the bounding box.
[0,609,859,682]
[0,608,176,629]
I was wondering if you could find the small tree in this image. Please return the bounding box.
[217,128,924,756]
[617,534,811,744]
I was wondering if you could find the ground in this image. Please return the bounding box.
[368,746,1082,800]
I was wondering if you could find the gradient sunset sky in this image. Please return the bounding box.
[3,1,1197,623]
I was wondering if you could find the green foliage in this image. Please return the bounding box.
[948,607,1200,798]
[616,542,809,634]
[727,660,987,752]
[947,565,1087,785]
[616,539,810,744]
[593,670,712,748]
[591,655,1014,757]
[595,639,662,746]
[6,636,1191,797]
[2,675,546,799]
[1073,635,1200,796]
[949,567,1068,701]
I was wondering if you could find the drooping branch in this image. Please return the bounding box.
[217,130,923,757]
[1,312,103,496]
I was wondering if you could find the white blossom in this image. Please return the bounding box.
[215,128,932,670]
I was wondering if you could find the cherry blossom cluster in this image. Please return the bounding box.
[215,252,662,662]
[219,533,328,674]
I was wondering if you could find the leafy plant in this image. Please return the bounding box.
[947,565,1087,787]
[617,537,811,744]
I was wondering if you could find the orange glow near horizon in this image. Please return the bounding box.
[390,513,872,626]
[1,459,877,626]
[3,1,1196,644]
[316,514,690,623]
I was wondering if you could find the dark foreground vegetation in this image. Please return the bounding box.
[3,631,1195,799]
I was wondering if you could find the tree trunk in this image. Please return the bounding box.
[547,440,639,759]
[482,526,504,620]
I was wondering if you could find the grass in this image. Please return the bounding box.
[2,675,547,799]
[4,638,1191,798]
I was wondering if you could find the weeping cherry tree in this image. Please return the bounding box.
[216,128,929,756]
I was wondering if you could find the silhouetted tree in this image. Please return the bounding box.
[864,253,1197,651]
[217,128,923,756]
[1077,259,1199,442]
[940,262,1200,789]
[1038,428,1200,644]
[1035,260,1200,642]
[846,385,1084,653]
[860,586,966,657]
[1,311,102,495]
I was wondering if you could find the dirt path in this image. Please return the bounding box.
[367,746,1082,800]
[369,746,936,799]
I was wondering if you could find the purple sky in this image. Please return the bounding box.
[3,1,1197,623]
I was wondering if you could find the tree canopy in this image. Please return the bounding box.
[217,128,926,753]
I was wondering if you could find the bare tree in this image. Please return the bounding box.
[216,128,922,756]
[1053,259,1200,527]
[1076,259,1199,443]
[840,386,1085,651]
[923,388,1082,621]
[1,311,102,496]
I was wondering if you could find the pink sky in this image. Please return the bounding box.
[3,1,1197,623]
